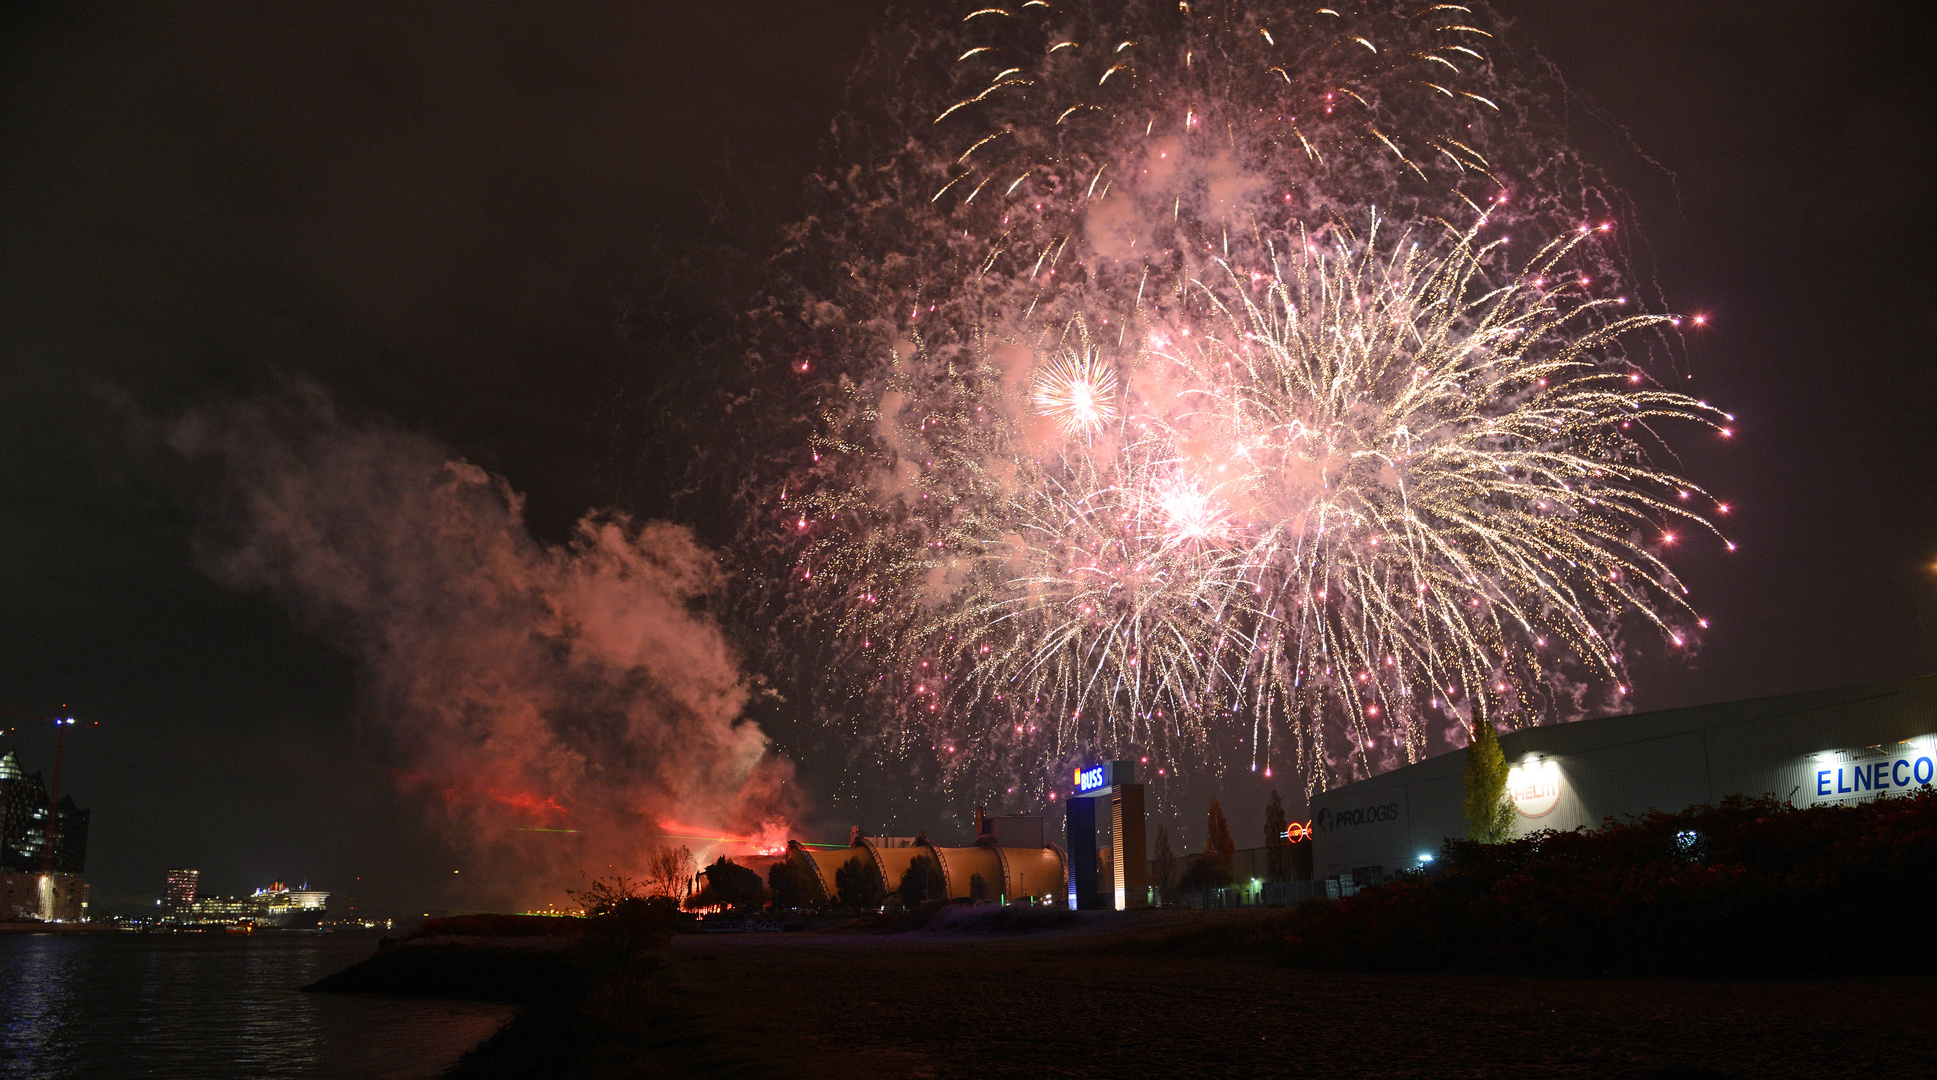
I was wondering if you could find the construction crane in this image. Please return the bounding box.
[1,706,99,875]
[40,713,97,875]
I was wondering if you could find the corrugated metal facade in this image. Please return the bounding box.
[1310,675,1937,881]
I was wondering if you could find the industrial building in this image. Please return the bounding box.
[1311,675,1937,883]
[788,811,1067,906]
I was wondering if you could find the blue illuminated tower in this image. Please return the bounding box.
[1064,760,1149,910]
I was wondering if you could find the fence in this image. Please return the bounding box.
[1160,879,1332,909]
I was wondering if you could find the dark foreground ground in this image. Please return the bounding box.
[658,912,1937,1080]
[324,909,1937,1079]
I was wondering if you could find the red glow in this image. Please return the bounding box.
[484,788,568,820]
[657,818,792,857]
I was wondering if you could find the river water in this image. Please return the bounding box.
[0,931,514,1080]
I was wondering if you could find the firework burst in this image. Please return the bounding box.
[807,214,1726,791]
[935,0,1509,239]
[694,3,1729,804]
[1160,215,1728,779]
[1030,339,1121,438]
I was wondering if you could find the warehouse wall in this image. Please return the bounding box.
[1311,675,1937,881]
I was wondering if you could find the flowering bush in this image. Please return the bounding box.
[1280,790,1937,975]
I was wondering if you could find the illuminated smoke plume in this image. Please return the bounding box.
[170,393,795,907]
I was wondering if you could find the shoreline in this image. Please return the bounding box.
[307,934,594,1080]
[0,921,118,934]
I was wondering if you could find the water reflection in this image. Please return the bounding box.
[0,932,512,1080]
[2,934,78,1075]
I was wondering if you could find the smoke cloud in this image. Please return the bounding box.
[168,390,794,908]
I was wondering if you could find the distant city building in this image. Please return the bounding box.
[319,916,393,931]
[181,895,253,924]
[0,749,91,921]
[163,869,200,920]
[0,872,86,922]
[174,881,329,928]
[0,749,89,875]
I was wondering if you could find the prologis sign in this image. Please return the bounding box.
[1314,801,1400,835]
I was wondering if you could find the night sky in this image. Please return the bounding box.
[3,1,1934,916]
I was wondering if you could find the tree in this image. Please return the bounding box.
[1150,822,1178,902]
[690,856,765,911]
[1264,790,1293,882]
[570,874,645,915]
[568,875,679,962]
[967,871,990,902]
[897,855,946,906]
[1178,853,1233,893]
[1464,720,1518,843]
[767,858,812,910]
[644,844,696,902]
[1205,798,1236,874]
[833,855,884,909]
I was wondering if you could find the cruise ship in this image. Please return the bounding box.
[172,882,329,929]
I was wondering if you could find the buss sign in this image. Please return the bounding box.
[1071,759,1137,794]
